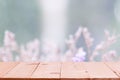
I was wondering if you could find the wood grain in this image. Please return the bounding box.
[61,62,89,80]
[0,62,18,77]
[0,62,119,80]
[31,62,61,80]
[105,62,120,77]
[84,62,119,80]
[3,62,39,80]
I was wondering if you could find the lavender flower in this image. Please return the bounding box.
[0,27,119,62]
[65,27,82,61]
[72,48,86,62]
[82,27,94,48]
[4,30,18,51]
[20,39,40,62]
[90,29,120,61]
[41,41,61,62]
[102,50,117,61]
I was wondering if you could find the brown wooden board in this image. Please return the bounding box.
[61,62,89,80]
[31,62,61,80]
[3,62,39,80]
[0,62,18,77]
[0,62,120,80]
[104,62,120,77]
[84,62,119,80]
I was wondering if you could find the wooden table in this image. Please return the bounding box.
[0,62,119,80]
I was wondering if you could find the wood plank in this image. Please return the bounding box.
[3,62,39,79]
[0,62,119,80]
[61,62,89,80]
[0,62,18,77]
[31,62,61,80]
[105,62,120,77]
[85,62,119,80]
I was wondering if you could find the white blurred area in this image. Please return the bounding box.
[38,0,68,47]
[114,0,120,23]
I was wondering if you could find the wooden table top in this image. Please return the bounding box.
[0,62,119,80]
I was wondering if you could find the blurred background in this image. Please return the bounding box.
[0,0,120,60]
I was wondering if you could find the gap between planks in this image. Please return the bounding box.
[0,62,120,80]
[84,62,119,80]
[104,62,120,77]
[61,62,89,80]
[0,62,19,79]
[31,62,61,80]
[3,62,40,80]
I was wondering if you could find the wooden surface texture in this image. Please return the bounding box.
[0,62,119,80]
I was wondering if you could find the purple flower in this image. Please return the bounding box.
[72,48,86,62]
